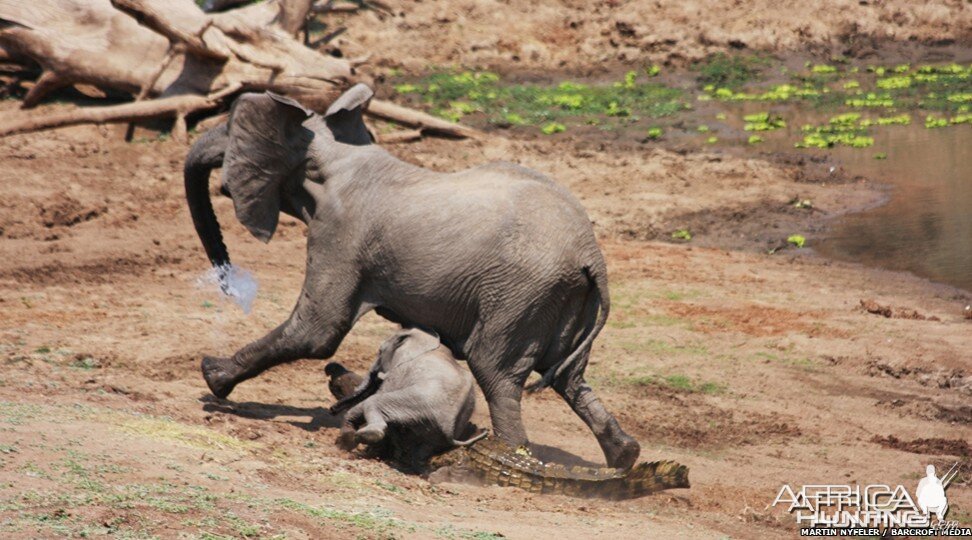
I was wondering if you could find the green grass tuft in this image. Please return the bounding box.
[692,53,770,89]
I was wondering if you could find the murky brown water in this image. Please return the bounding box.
[812,123,972,292]
[735,111,972,292]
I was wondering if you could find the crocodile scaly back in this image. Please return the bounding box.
[435,436,689,500]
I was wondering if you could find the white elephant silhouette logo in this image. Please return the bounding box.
[916,463,958,521]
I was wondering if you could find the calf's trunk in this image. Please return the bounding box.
[183,123,231,284]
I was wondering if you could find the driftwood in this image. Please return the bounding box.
[277,0,314,37]
[0,95,218,138]
[0,0,476,142]
[368,99,480,138]
[378,129,422,143]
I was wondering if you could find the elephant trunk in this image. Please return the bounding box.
[184,123,231,280]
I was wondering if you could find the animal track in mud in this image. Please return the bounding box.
[655,199,825,252]
[874,398,972,426]
[0,253,182,285]
[859,299,940,321]
[0,194,107,239]
[38,193,107,229]
[662,301,847,339]
[617,386,802,449]
[865,360,971,395]
[934,404,972,425]
[870,434,971,458]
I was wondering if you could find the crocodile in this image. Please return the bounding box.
[428,435,689,500]
[324,364,688,498]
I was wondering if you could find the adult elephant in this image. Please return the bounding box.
[183,84,640,468]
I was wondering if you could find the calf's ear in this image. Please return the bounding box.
[221,92,312,243]
[391,328,441,365]
[324,83,374,145]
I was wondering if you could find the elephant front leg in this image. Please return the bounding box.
[202,289,355,398]
[470,364,530,449]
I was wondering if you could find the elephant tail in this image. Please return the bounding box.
[527,263,610,393]
[184,122,231,272]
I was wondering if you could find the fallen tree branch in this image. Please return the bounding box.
[313,1,360,14]
[378,129,423,143]
[110,0,231,61]
[0,0,471,145]
[0,0,355,101]
[21,70,66,108]
[0,94,217,138]
[367,99,480,139]
[124,44,180,140]
[277,0,314,38]
[309,26,346,49]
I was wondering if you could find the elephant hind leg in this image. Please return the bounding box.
[552,366,640,469]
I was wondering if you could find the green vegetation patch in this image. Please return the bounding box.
[393,70,685,132]
[625,373,726,394]
[274,498,412,535]
[692,53,770,89]
[671,229,692,241]
[117,416,256,452]
[743,112,786,131]
[391,61,970,146]
[795,113,875,148]
[700,83,823,103]
[700,62,971,116]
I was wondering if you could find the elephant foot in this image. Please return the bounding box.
[605,435,641,470]
[201,356,238,399]
[336,428,357,451]
[355,424,386,444]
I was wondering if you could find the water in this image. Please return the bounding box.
[812,123,972,292]
[196,264,259,314]
[716,104,972,292]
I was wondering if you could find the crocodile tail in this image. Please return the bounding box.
[547,460,690,500]
[611,460,690,499]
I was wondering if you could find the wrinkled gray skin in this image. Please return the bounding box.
[183,84,640,468]
[333,329,483,469]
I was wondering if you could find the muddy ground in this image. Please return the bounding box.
[2,1,972,538]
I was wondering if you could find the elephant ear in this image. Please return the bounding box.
[392,328,441,365]
[324,83,374,145]
[222,92,313,243]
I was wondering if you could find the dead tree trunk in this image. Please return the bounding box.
[0,0,477,141]
[277,0,314,38]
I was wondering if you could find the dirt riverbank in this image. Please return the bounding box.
[1,1,970,537]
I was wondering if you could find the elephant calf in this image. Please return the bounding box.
[329,329,484,469]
